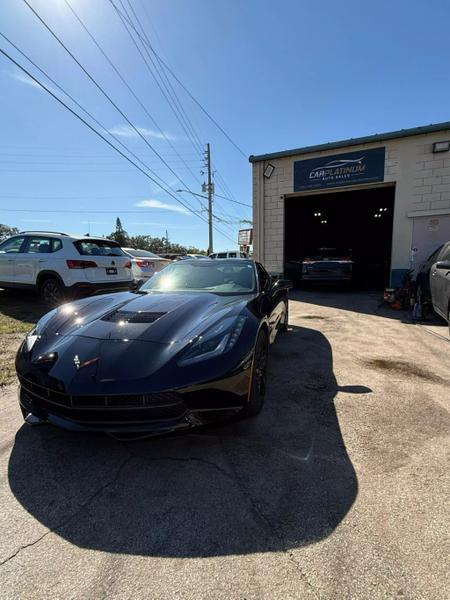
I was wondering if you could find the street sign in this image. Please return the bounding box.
[238,229,253,245]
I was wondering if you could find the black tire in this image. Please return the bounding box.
[39,277,65,306]
[242,330,269,418]
[279,299,288,332]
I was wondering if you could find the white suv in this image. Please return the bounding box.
[0,232,133,304]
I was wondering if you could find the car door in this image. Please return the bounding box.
[0,236,27,283]
[16,236,53,285]
[256,262,282,340]
[430,242,450,316]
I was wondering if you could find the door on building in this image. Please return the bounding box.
[284,185,395,289]
[411,215,450,275]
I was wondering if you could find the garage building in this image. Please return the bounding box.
[250,121,450,287]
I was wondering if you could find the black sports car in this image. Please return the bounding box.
[16,259,291,435]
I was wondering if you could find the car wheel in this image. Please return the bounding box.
[279,300,288,332]
[39,277,65,306]
[242,329,269,418]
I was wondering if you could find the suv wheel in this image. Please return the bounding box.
[39,277,65,306]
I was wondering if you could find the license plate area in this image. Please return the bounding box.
[106,267,117,275]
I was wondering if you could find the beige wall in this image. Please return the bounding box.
[252,131,450,281]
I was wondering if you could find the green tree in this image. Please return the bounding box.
[127,234,205,255]
[109,217,129,246]
[0,224,19,243]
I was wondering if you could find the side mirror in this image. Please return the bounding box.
[435,260,450,270]
[271,278,293,291]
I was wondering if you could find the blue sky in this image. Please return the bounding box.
[0,0,449,250]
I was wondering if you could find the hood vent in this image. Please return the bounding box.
[101,310,166,324]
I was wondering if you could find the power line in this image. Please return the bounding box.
[62,0,202,187]
[21,0,203,211]
[214,193,251,208]
[19,1,236,242]
[123,0,205,155]
[0,47,237,244]
[110,0,248,159]
[0,31,191,199]
[0,208,200,215]
[108,0,204,159]
[108,0,246,221]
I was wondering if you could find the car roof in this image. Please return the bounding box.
[16,231,115,243]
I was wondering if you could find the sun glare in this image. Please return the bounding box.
[158,275,175,291]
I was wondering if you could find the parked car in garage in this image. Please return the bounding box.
[122,248,171,286]
[429,241,450,329]
[301,249,354,284]
[16,259,292,435]
[0,231,133,304]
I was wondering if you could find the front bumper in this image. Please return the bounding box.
[18,366,250,435]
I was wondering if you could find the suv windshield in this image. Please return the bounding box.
[75,240,124,256]
[141,261,256,294]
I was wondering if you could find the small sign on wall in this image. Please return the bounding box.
[428,218,440,232]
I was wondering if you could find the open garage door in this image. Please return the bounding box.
[284,185,395,289]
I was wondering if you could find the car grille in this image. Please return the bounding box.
[19,375,183,409]
[101,310,166,324]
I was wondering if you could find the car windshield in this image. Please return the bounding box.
[75,240,124,256]
[124,248,160,258]
[141,261,256,294]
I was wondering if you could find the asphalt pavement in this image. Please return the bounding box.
[0,291,449,599]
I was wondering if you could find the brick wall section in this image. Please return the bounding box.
[414,144,450,211]
[263,160,293,272]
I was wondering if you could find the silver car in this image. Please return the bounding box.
[430,240,450,331]
[122,248,171,285]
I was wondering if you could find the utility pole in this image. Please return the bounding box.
[204,143,214,254]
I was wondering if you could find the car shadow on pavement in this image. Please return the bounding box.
[8,324,367,558]
[293,289,421,324]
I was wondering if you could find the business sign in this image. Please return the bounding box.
[294,147,385,191]
[238,228,253,245]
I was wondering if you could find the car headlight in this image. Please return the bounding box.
[178,315,246,366]
[24,308,58,352]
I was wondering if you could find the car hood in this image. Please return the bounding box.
[42,291,252,344]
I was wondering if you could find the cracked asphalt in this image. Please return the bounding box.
[0,291,449,599]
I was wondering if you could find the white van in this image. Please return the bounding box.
[209,250,248,259]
